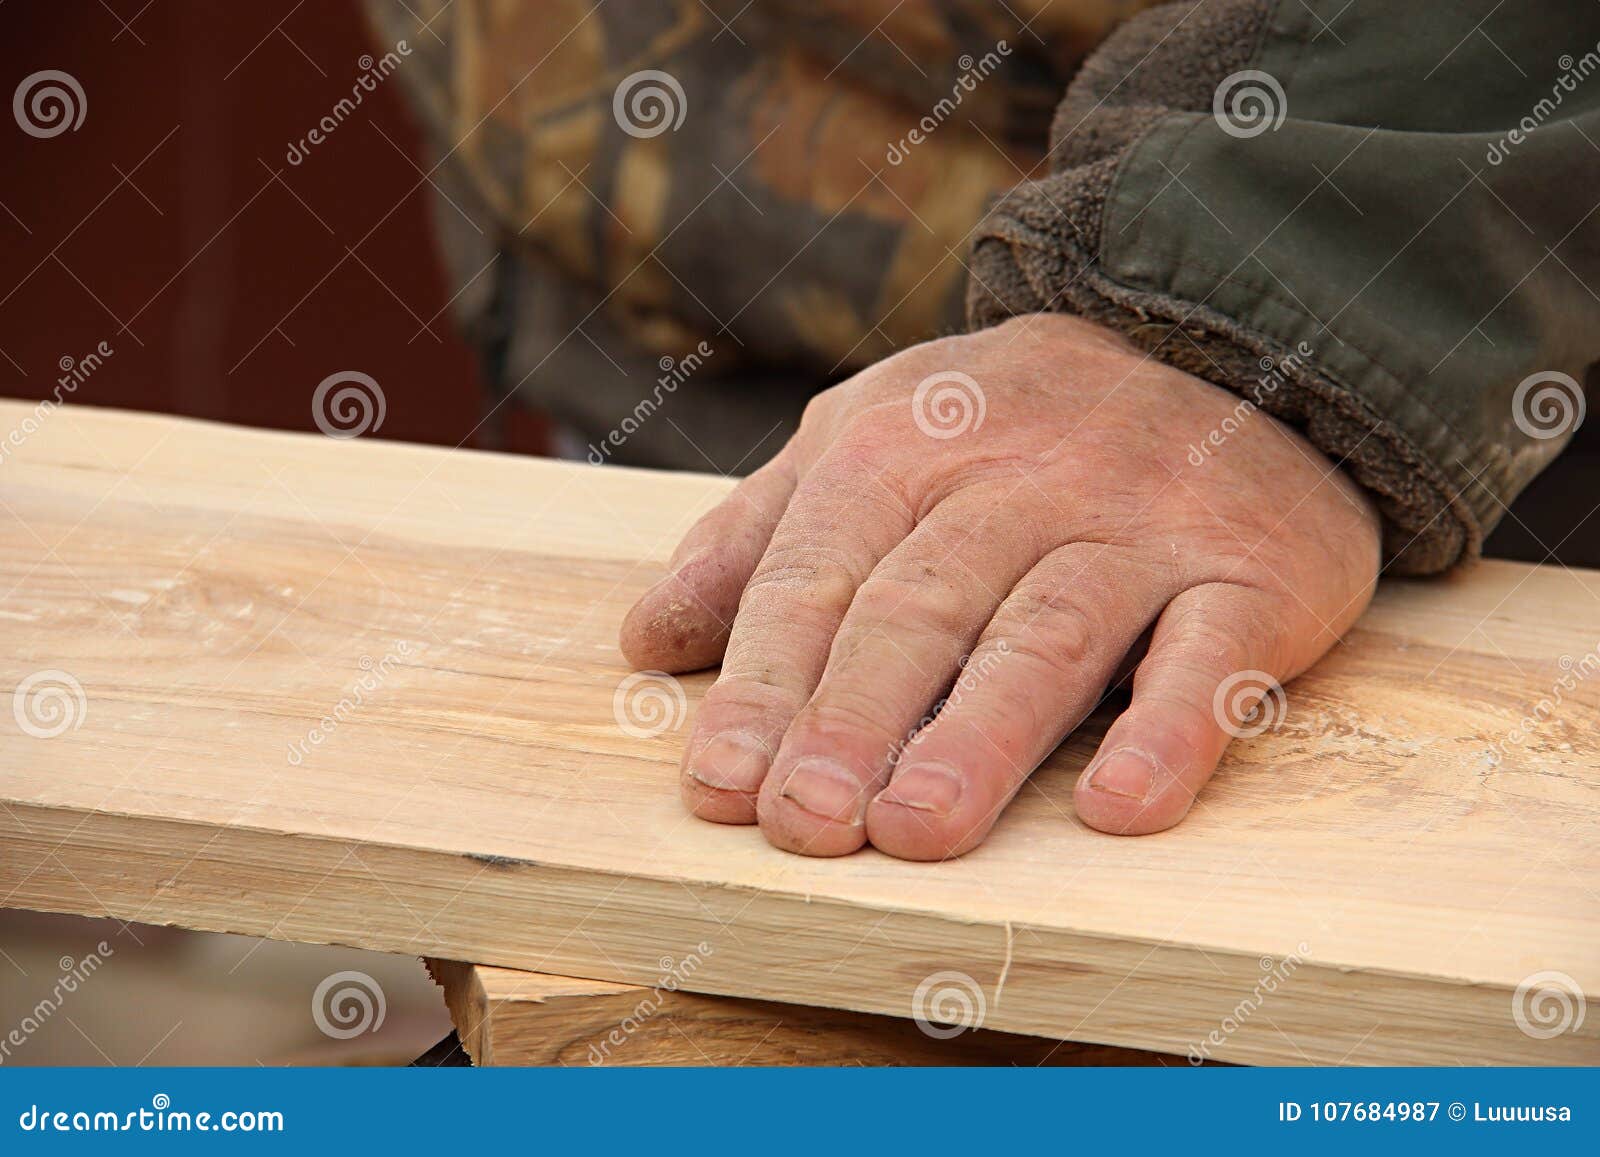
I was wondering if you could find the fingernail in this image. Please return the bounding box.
[779,757,867,825]
[686,732,770,794]
[1082,749,1155,801]
[875,762,963,816]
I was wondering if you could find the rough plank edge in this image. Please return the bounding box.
[4,802,1594,1067]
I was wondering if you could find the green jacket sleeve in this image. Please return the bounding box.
[967,0,1600,574]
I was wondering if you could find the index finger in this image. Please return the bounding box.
[679,440,916,823]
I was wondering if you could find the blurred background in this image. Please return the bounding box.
[3,0,1599,1067]
[0,0,549,454]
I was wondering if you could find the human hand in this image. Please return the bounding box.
[620,314,1380,858]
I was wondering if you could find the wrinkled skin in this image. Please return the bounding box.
[621,314,1381,859]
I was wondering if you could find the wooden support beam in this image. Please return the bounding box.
[425,960,1176,1066]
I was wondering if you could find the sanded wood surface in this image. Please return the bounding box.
[425,959,1172,1066]
[0,402,1596,1066]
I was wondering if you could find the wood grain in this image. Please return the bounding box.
[425,960,1175,1066]
[0,402,1595,1065]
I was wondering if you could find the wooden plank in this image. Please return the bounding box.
[424,959,1174,1066]
[0,401,1595,1066]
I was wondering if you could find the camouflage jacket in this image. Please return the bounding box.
[367,1,1600,574]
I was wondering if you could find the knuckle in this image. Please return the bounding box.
[848,568,974,644]
[1174,594,1283,674]
[796,389,847,444]
[942,641,1043,736]
[798,391,830,432]
[742,543,861,610]
[701,670,800,717]
[800,695,899,741]
[808,405,938,516]
[833,400,912,456]
[1130,688,1222,742]
[993,584,1098,673]
[1141,648,1222,694]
